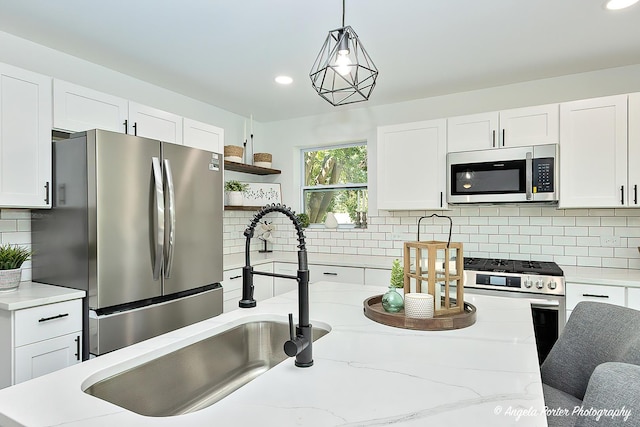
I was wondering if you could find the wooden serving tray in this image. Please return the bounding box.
[363,295,477,331]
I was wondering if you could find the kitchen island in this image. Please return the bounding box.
[0,282,546,426]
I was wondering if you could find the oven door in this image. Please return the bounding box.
[462,286,565,364]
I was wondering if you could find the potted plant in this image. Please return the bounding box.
[296,213,310,229]
[224,180,248,206]
[382,259,405,312]
[0,244,32,292]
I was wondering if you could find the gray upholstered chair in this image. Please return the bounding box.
[541,301,640,426]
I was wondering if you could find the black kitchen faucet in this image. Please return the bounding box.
[239,204,313,367]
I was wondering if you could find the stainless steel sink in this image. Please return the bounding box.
[83,319,330,417]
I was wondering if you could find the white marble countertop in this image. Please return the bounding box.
[0,281,85,311]
[0,282,545,427]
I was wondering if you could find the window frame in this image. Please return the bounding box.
[300,141,368,228]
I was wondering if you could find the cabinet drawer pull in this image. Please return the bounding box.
[75,336,81,361]
[582,293,609,299]
[38,313,69,323]
[323,272,338,276]
[229,275,242,280]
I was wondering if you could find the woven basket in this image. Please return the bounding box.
[253,153,272,163]
[224,145,244,158]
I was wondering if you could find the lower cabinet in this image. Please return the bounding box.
[309,264,364,285]
[565,282,626,321]
[0,299,82,389]
[627,288,640,311]
[222,264,273,313]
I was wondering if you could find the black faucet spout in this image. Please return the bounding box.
[240,204,313,367]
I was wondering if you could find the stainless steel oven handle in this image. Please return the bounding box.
[525,151,533,200]
[528,298,560,309]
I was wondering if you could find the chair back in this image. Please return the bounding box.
[541,301,640,400]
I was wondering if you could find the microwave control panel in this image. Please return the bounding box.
[533,158,554,193]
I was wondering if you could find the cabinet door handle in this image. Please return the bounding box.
[502,129,505,147]
[229,275,242,280]
[38,313,69,322]
[75,336,81,361]
[44,181,50,204]
[492,130,496,147]
[323,272,338,276]
[133,122,138,136]
[582,293,609,299]
[123,119,128,133]
[440,191,443,208]
[621,185,625,205]
[635,185,638,205]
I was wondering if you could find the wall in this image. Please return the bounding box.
[230,63,640,269]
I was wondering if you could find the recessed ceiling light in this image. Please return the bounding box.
[605,0,639,10]
[275,75,293,85]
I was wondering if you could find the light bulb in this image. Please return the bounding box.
[335,53,352,76]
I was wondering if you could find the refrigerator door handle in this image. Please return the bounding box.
[163,159,176,278]
[151,157,164,281]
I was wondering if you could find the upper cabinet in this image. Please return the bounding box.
[447,104,559,152]
[0,63,52,208]
[53,80,224,151]
[377,119,447,210]
[628,93,640,206]
[559,95,628,208]
[183,118,223,153]
[53,79,128,133]
[127,102,183,145]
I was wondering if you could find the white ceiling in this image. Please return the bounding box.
[1,0,639,122]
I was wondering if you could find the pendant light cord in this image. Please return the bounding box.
[342,0,345,27]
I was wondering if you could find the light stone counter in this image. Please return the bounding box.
[0,281,85,311]
[0,282,545,427]
[560,265,640,288]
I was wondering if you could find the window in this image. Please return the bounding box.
[301,143,367,226]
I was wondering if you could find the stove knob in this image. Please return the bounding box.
[548,281,557,290]
[524,279,533,288]
[535,279,545,289]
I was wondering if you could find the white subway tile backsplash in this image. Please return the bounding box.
[217,207,640,270]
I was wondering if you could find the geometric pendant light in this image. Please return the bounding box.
[309,0,379,106]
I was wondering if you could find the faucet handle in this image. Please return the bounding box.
[288,313,295,341]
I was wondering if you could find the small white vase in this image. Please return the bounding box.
[227,191,244,206]
[0,268,22,292]
[324,212,338,229]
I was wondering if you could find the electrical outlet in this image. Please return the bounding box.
[601,235,621,247]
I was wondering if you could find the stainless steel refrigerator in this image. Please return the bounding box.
[32,129,223,357]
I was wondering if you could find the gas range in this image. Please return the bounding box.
[463,257,565,296]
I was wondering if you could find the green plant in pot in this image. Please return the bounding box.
[296,213,310,229]
[0,244,32,292]
[224,180,249,206]
[382,259,404,313]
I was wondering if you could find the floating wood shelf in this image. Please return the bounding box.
[224,160,281,175]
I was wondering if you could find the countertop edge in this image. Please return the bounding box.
[0,282,86,311]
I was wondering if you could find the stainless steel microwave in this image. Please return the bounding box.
[447,144,559,204]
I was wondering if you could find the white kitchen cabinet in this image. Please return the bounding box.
[0,63,52,208]
[627,93,640,206]
[377,119,447,210]
[222,263,273,313]
[52,79,128,133]
[447,104,559,152]
[627,288,640,311]
[364,268,392,287]
[309,264,364,285]
[559,95,628,208]
[0,298,82,388]
[183,118,224,153]
[565,282,625,321]
[274,262,298,295]
[127,102,183,145]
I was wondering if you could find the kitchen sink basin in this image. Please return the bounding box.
[83,319,330,417]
